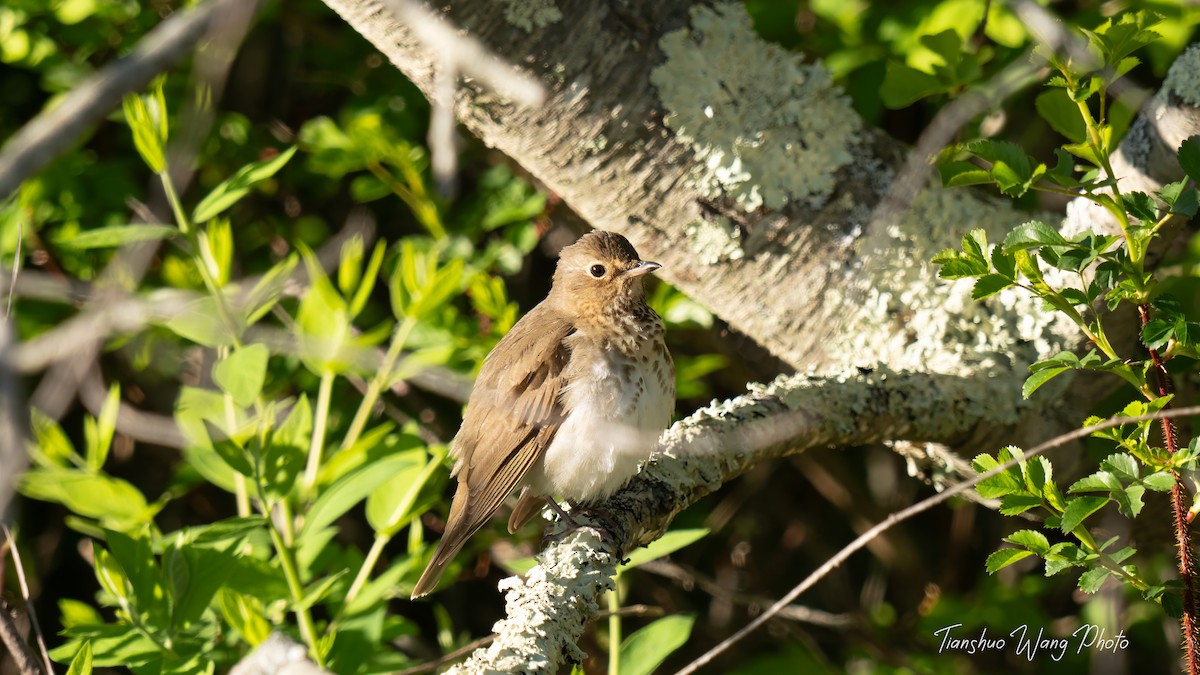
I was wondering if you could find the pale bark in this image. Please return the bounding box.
[320,0,1066,376]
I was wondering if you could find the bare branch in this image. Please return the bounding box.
[372,0,546,194]
[0,0,246,198]
[0,319,25,518]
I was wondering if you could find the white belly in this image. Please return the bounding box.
[528,346,672,502]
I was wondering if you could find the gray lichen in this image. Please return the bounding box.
[651,3,860,212]
[821,182,1076,388]
[1163,43,1200,107]
[502,0,562,33]
[684,216,744,264]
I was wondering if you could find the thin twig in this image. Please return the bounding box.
[0,0,243,198]
[0,317,24,518]
[674,406,1200,674]
[2,525,52,675]
[377,0,545,195]
[6,222,21,320]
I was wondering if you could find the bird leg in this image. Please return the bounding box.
[541,498,621,553]
[542,498,585,539]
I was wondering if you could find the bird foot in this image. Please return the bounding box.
[541,500,619,550]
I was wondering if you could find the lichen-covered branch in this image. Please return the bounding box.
[448,367,1023,672]
[0,0,250,199]
[319,0,1067,377]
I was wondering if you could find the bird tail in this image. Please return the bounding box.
[411,483,474,598]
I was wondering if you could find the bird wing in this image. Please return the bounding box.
[412,306,572,597]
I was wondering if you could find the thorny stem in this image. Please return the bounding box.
[1138,304,1198,675]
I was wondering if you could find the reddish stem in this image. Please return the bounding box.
[1139,304,1199,675]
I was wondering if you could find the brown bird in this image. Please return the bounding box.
[411,230,674,598]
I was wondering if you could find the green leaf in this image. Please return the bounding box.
[972,274,1013,300]
[880,63,944,108]
[624,529,710,570]
[1035,89,1086,142]
[1024,456,1052,495]
[617,614,695,675]
[1013,249,1045,287]
[20,470,152,526]
[986,548,1034,573]
[164,538,240,628]
[66,641,94,675]
[196,419,253,478]
[93,545,129,601]
[1022,366,1068,399]
[56,224,176,250]
[991,246,1016,280]
[244,255,298,325]
[192,146,298,223]
[1100,453,1139,481]
[1122,192,1158,224]
[1178,136,1200,184]
[339,237,365,297]
[1002,220,1071,252]
[30,409,75,467]
[261,398,311,499]
[296,245,350,373]
[164,296,241,348]
[1068,471,1121,493]
[999,494,1044,516]
[365,448,444,536]
[973,448,1030,499]
[122,85,167,173]
[85,385,120,472]
[1143,471,1176,492]
[1141,319,1173,351]
[1077,566,1111,594]
[218,588,272,648]
[212,344,270,408]
[348,242,386,318]
[939,161,991,188]
[202,218,233,287]
[104,529,166,622]
[1113,484,1145,518]
[1046,148,1079,188]
[1004,529,1050,556]
[1171,188,1199,217]
[303,453,424,538]
[931,230,989,279]
[1059,495,1109,533]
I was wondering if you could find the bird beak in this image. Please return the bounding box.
[627,260,661,277]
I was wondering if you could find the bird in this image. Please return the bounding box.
[411,230,675,598]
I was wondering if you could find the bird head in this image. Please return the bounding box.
[550,231,660,318]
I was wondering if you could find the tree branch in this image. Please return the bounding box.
[0,0,246,199]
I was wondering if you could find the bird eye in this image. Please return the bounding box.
[588,263,606,278]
